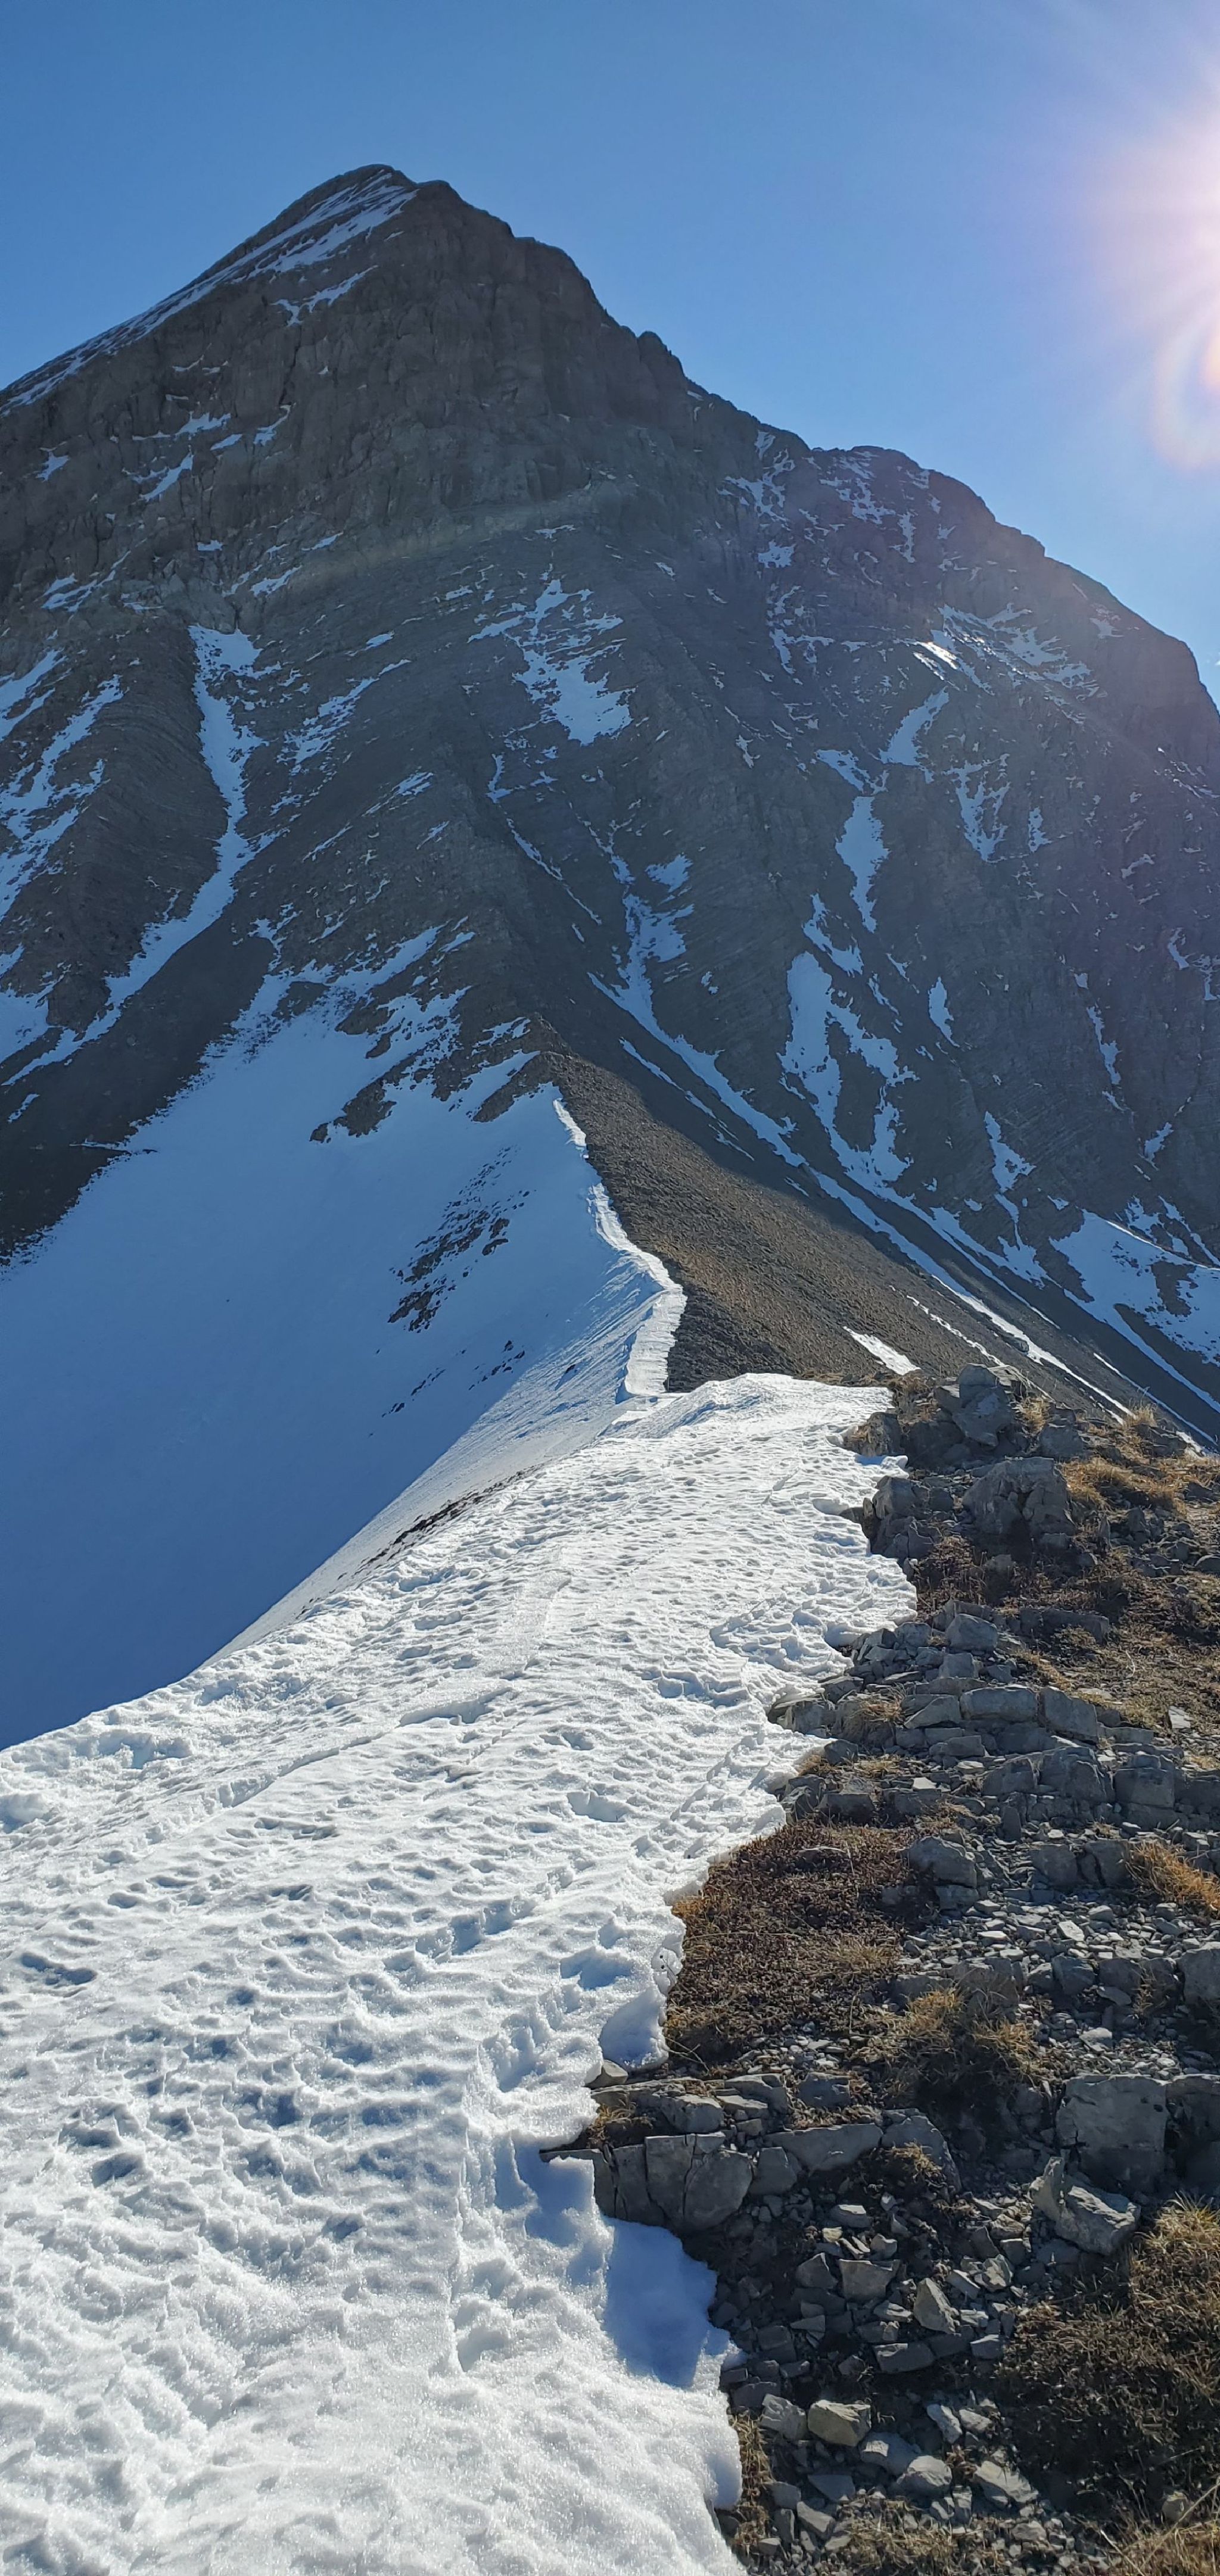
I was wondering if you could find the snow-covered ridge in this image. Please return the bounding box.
[0,1372,908,2574]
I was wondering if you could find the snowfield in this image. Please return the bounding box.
[0,1367,908,2574]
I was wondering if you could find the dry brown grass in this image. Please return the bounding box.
[834,2508,1009,2572]
[863,1984,1041,2126]
[1127,1839,1220,1920]
[665,1818,917,2065]
[1000,2201,1220,2520]
[1109,2530,1220,2576]
[726,2412,772,2561]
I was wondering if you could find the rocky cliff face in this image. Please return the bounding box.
[2,166,1219,1726]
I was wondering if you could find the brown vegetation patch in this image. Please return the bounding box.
[1110,2530,1220,2576]
[1127,1839,1220,1921]
[724,2410,771,2561]
[999,2201,1220,2521]
[665,1818,919,2066]
[864,1985,1041,2128]
[834,2507,1009,2572]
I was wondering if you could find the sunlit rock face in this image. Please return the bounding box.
[2,162,1220,1481]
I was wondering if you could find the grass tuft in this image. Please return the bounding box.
[835,2506,1009,2571]
[1127,1839,1220,1920]
[864,1982,1041,2126]
[665,1819,915,2064]
[1000,2200,1220,2521]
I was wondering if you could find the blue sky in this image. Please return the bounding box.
[5,0,1220,691]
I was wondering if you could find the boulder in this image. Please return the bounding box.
[961,1455,1073,1546]
[938,1366,1020,1450]
[985,1755,1040,1800]
[1038,1420,1089,1461]
[1056,2073,1167,2197]
[1031,2154,1139,2254]
[974,2461,1038,2509]
[635,2085,723,2133]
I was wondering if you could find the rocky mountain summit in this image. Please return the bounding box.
[4,164,1220,1728]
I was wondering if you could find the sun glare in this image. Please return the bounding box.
[1109,92,1220,470]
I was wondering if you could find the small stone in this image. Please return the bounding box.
[973,2460,1037,2510]
[768,2481,801,2510]
[926,2402,963,2443]
[1184,1945,1220,2004]
[859,2433,917,2476]
[809,2467,856,2505]
[751,2144,801,2197]
[779,2120,883,2176]
[897,2455,954,2500]
[807,2396,872,2447]
[840,2256,896,2304]
[877,2340,935,2374]
[796,2505,836,2539]
[760,2392,808,2443]
[912,2278,957,2335]
[798,2073,851,2110]
[1030,2155,1138,2255]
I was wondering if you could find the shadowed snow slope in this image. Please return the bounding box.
[0,1374,908,2575]
[0,1015,679,1740]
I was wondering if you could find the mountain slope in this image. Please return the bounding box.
[2,165,1219,1733]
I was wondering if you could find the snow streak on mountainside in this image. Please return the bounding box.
[2,163,1220,1727]
[0,1374,909,2575]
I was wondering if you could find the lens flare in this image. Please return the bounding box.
[1103,83,1220,471]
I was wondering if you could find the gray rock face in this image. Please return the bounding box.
[4,164,1220,1447]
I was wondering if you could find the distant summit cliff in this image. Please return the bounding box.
[2,166,1219,1727]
